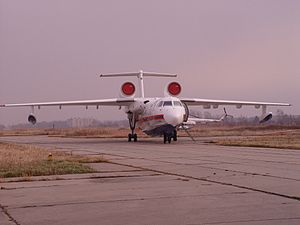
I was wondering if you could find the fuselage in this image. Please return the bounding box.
[124,96,186,136]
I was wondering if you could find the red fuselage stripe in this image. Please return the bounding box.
[139,114,164,122]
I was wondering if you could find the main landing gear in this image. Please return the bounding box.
[128,112,138,142]
[163,130,177,144]
[128,133,137,142]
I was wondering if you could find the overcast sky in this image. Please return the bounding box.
[0,0,299,126]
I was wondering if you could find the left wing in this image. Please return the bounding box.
[0,98,135,108]
[188,108,230,124]
[188,117,224,123]
[180,98,291,124]
[180,98,291,108]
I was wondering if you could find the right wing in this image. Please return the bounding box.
[0,98,135,108]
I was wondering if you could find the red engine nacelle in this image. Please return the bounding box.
[167,82,181,96]
[121,82,135,97]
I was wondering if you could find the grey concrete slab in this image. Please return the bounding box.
[0,209,15,225]
[84,162,144,172]
[0,136,300,225]
[2,176,300,225]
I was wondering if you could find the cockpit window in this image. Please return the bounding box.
[163,101,173,107]
[157,101,163,107]
[173,101,182,107]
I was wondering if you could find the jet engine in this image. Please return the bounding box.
[120,82,136,97]
[166,82,181,96]
[260,112,272,123]
[28,114,37,125]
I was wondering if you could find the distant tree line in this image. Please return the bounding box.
[2,118,129,130]
[1,111,300,130]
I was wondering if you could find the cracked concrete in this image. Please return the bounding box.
[0,136,300,225]
[0,204,19,225]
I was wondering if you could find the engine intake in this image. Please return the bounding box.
[28,114,37,125]
[121,82,135,97]
[167,82,181,96]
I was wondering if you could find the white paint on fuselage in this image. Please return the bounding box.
[124,96,185,134]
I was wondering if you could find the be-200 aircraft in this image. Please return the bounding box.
[0,71,291,143]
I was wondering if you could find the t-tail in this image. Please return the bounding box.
[100,70,177,98]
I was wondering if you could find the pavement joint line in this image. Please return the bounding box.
[111,156,300,181]
[7,191,249,210]
[193,164,300,182]
[1,184,61,190]
[0,203,20,225]
[199,216,300,225]
[0,173,161,184]
[109,162,300,202]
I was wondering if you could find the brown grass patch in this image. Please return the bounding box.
[0,142,106,178]
[0,127,147,138]
[211,130,300,150]
[178,125,300,137]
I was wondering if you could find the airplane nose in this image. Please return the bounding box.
[164,111,183,126]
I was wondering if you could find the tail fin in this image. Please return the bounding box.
[100,70,177,98]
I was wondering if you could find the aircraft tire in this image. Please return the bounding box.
[168,136,172,144]
[173,130,177,141]
[133,134,137,142]
[163,134,167,144]
[128,133,132,142]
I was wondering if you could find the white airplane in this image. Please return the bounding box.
[0,71,291,143]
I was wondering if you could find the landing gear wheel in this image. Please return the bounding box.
[173,130,178,141]
[128,133,132,142]
[168,136,172,144]
[133,133,137,142]
[163,134,167,144]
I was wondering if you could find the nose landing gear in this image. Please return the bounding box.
[163,130,177,144]
[128,112,138,142]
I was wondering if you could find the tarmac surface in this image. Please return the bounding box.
[0,136,300,225]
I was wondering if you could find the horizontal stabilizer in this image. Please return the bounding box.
[100,71,177,78]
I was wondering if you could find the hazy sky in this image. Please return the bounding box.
[1,0,299,126]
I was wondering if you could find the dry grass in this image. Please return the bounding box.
[0,142,106,178]
[0,127,147,138]
[211,130,300,150]
[2,125,300,138]
[179,125,300,137]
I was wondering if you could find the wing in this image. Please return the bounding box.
[188,118,222,123]
[0,98,135,108]
[180,98,291,108]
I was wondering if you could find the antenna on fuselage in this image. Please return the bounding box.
[100,70,177,98]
